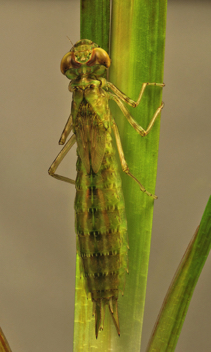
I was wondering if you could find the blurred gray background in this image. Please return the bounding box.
[1,1,211,351]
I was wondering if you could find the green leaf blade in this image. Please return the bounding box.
[109,1,167,351]
[73,2,111,351]
[75,1,167,350]
[80,0,110,52]
[146,196,211,352]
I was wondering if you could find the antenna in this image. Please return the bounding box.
[66,36,74,48]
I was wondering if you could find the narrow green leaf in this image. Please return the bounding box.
[73,2,111,351]
[80,0,110,52]
[109,1,167,351]
[75,1,167,351]
[146,196,211,352]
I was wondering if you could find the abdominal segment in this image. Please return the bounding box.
[74,133,128,337]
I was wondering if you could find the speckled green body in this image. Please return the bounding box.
[74,102,128,301]
[59,39,130,336]
[49,38,163,338]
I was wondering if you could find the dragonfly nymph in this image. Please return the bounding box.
[48,39,164,338]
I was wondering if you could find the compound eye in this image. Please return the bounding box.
[86,48,111,68]
[60,52,81,75]
[70,53,82,68]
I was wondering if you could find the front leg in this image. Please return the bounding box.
[112,120,157,199]
[48,134,76,184]
[107,81,165,108]
[59,114,73,145]
[109,92,164,137]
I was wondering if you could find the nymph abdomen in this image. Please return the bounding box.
[75,131,128,336]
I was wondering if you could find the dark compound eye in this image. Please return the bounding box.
[71,55,82,68]
[86,48,111,68]
[60,52,81,75]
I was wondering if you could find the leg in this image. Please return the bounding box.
[112,121,157,199]
[59,114,73,145]
[107,81,165,108]
[48,134,76,184]
[109,92,164,137]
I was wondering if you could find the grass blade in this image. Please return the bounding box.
[75,1,167,350]
[73,2,111,351]
[80,0,110,51]
[146,196,211,352]
[109,1,167,350]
